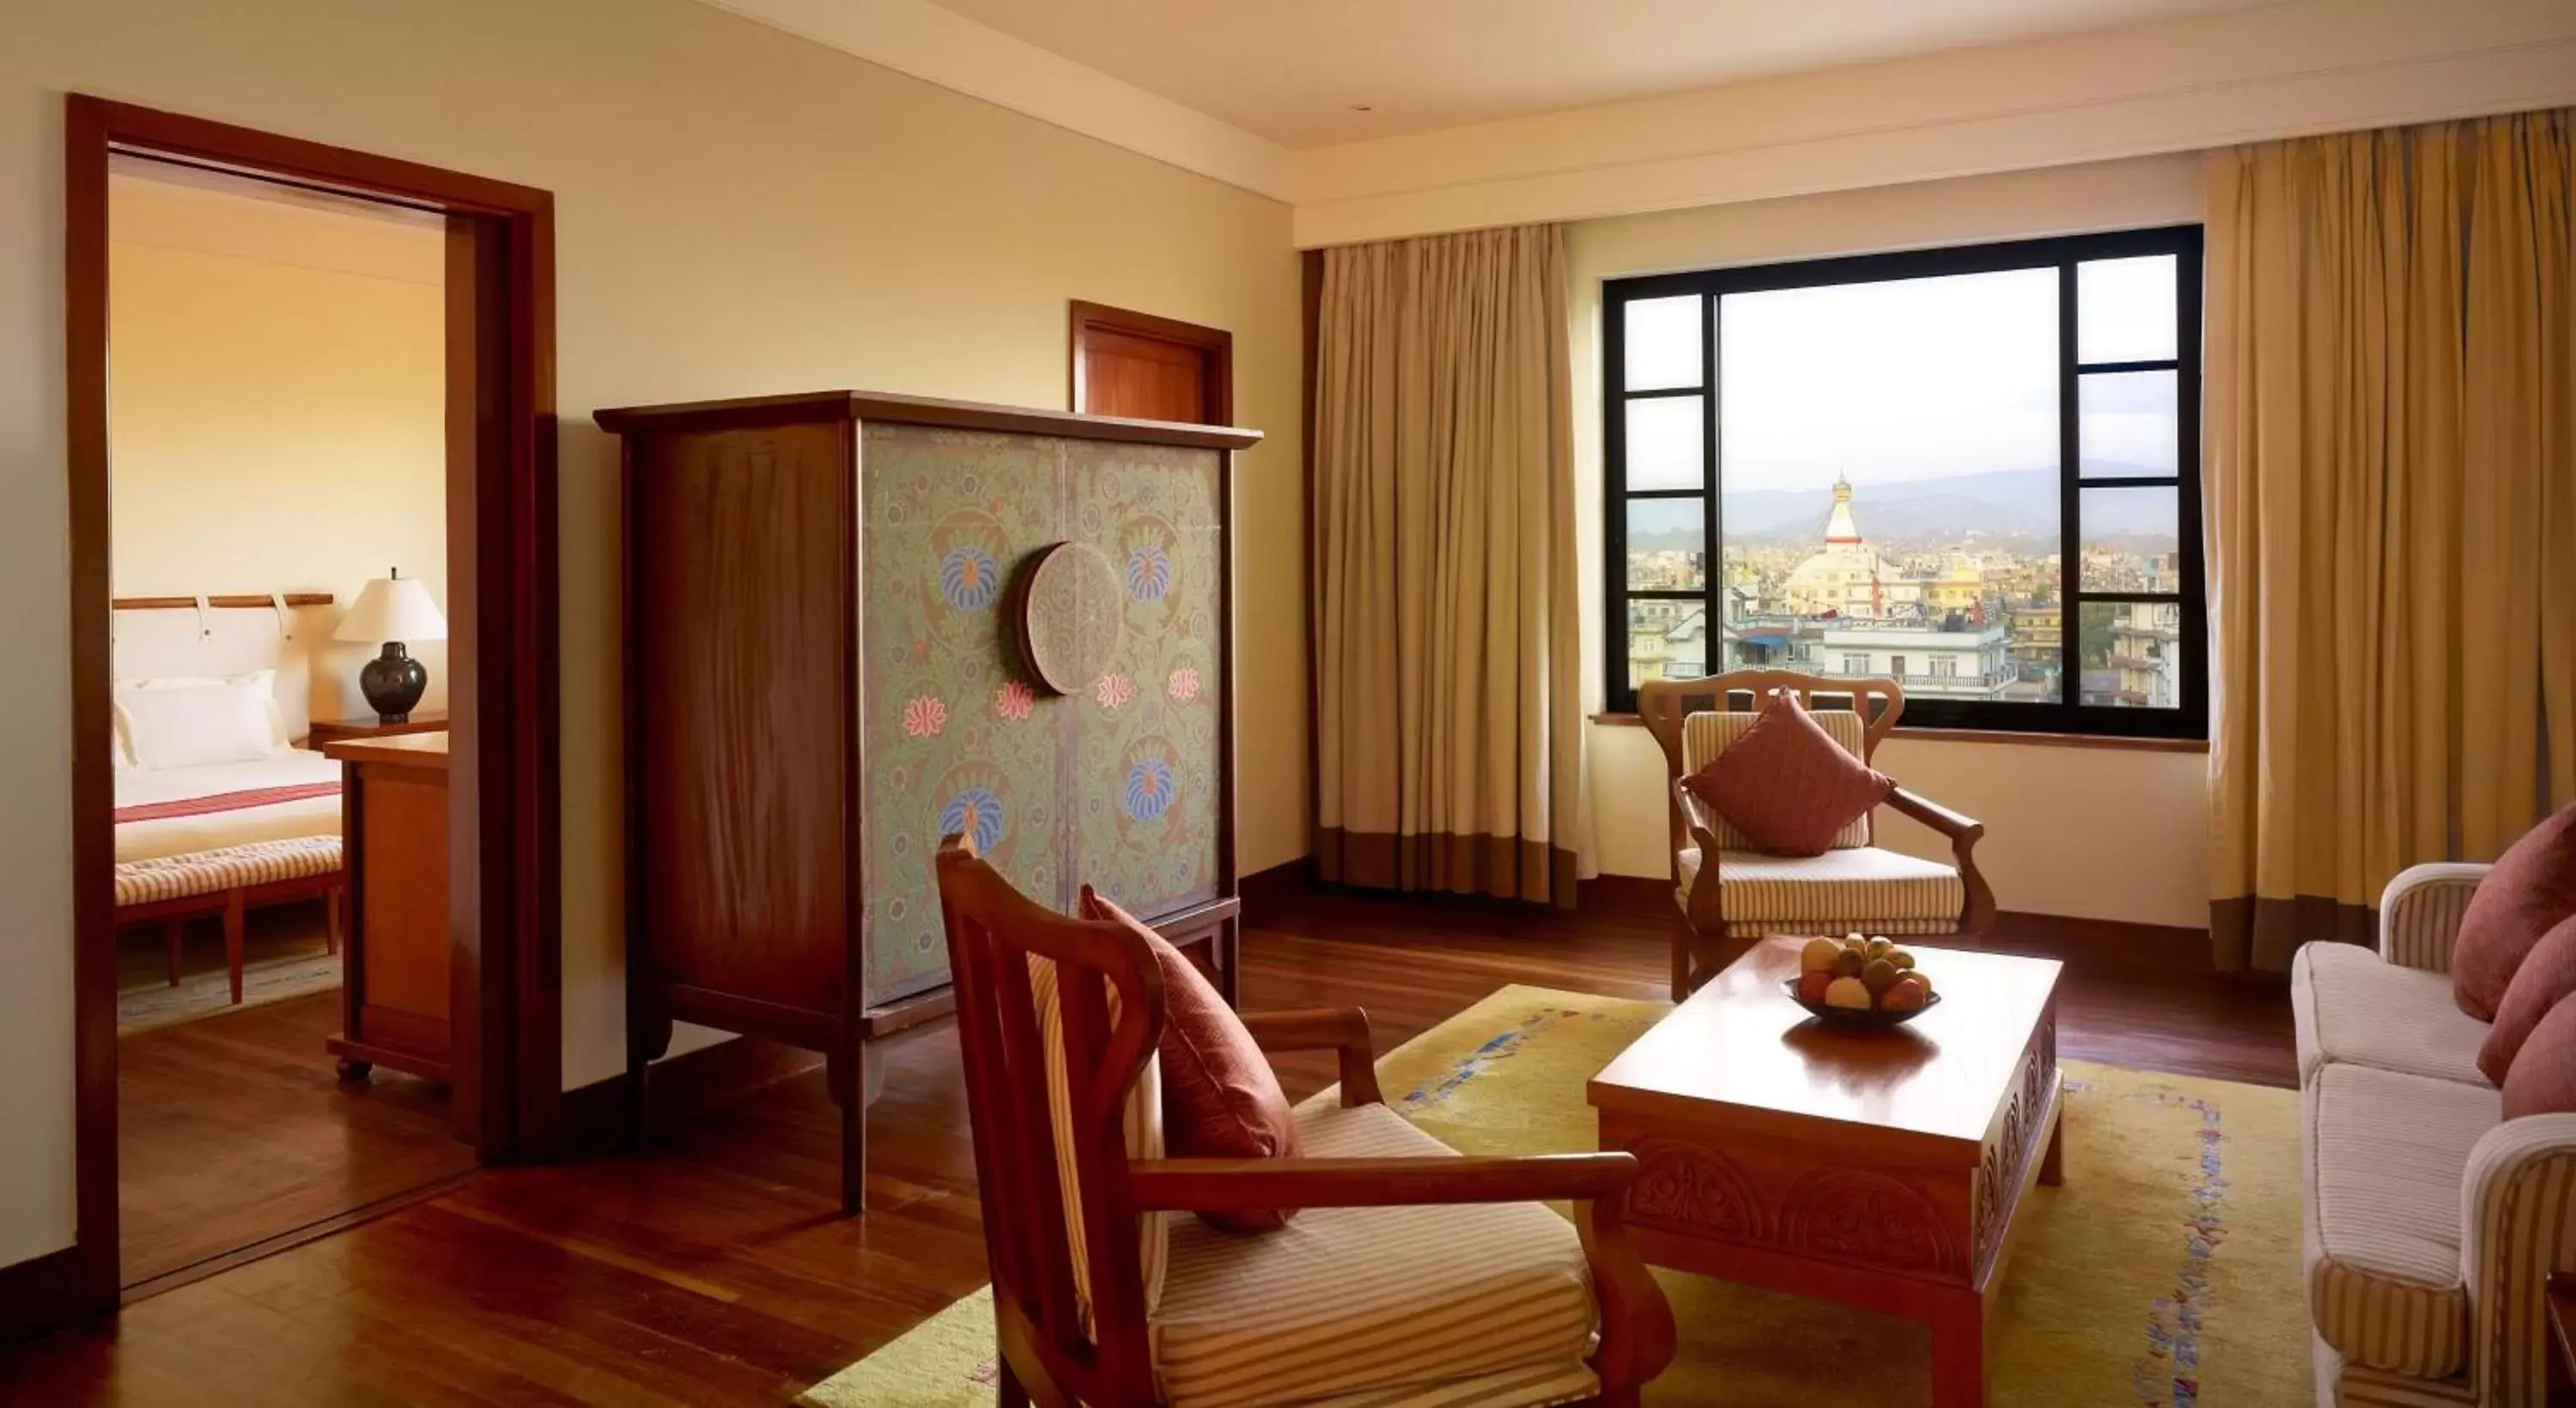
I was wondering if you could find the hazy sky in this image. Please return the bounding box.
[1622,255,2178,495]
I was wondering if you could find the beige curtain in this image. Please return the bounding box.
[1310,224,1584,906]
[2207,108,2576,971]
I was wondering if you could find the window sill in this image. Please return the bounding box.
[1588,712,2208,754]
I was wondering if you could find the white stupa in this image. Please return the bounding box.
[1782,476,1905,618]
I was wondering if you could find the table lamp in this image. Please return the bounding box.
[335,568,449,723]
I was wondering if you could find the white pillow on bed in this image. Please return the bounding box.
[113,670,292,770]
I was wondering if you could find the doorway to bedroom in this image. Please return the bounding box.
[101,158,472,1289]
[64,96,562,1320]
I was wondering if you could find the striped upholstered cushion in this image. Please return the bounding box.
[1680,710,1873,850]
[1676,846,1961,938]
[2304,1062,2500,1379]
[113,834,340,907]
[1152,1102,1599,1408]
[2289,942,2492,1087]
[1030,955,1167,1323]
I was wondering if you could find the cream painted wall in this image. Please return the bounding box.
[1568,155,2214,932]
[1,0,1304,1271]
[109,218,451,721]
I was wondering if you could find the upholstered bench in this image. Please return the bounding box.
[114,834,343,1004]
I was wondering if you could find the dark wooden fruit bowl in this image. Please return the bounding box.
[1781,977,1942,1029]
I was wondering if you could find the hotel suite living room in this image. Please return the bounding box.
[3,3,2574,1406]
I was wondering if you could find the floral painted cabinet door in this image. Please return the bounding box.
[859,426,1224,1005]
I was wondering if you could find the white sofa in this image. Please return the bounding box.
[2293,863,2576,1407]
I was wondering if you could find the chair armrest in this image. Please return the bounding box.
[2460,1116,2576,1403]
[1130,1151,1639,1212]
[1885,786,1998,937]
[1235,1007,1382,1107]
[1670,779,1723,854]
[1885,786,1981,841]
[2379,863,2491,973]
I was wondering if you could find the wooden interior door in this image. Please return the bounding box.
[1071,300,1231,426]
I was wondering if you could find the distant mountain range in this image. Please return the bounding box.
[1627,464,2179,554]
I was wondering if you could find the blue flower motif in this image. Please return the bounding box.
[1124,758,1176,822]
[1127,545,1172,601]
[939,786,1006,852]
[939,544,1002,610]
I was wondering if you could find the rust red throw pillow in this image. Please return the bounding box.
[1683,693,1894,858]
[2501,992,2576,1120]
[1080,886,1301,1233]
[2479,913,2576,1084]
[2454,803,2576,1021]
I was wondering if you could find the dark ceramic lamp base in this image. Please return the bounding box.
[360,641,429,724]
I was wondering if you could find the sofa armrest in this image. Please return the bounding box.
[2460,1116,2576,1405]
[2379,863,2492,973]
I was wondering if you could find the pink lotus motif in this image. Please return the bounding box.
[1167,666,1200,701]
[902,695,947,737]
[994,680,1035,721]
[1094,672,1133,711]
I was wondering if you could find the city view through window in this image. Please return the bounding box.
[1607,229,2204,735]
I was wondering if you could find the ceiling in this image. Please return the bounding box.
[920,0,2293,146]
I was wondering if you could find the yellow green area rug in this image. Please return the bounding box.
[806,984,2307,1407]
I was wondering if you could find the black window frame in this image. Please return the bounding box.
[1602,224,2207,740]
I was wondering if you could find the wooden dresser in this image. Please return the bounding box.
[320,731,452,1088]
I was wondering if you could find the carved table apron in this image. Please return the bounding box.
[1589,938,2066,1408]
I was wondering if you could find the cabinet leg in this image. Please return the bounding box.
[324,887,342,956]
[997,1359,1030,1408]
[840,1045,868,1217]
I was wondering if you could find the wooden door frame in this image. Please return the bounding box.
[1067,300,1233,425]
[46,94,561,1328]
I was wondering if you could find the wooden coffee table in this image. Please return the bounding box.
[1589,937,2065,1407]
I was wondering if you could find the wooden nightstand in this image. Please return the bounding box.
[307,709,448,747]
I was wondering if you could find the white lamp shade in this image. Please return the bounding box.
[334,575,449,644]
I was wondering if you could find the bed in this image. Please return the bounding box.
[110,596,346,1005]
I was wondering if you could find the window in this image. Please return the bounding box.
[1604,226,2205,738]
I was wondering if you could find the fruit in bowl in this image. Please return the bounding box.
[1788,934,1941,1025]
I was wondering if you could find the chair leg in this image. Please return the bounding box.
[324,886,341,956]
[164,919,184,986]
[224,889,246,1004]
[996,1358,1030,1408]
[1668,919,1694,1004]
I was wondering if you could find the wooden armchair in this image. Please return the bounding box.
[1637,670,1996,1000]
[935,838,1675,1407]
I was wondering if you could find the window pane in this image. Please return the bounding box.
[1625,497,1705,591]
[1624,396,1704,491]
[1622,294,1701,391]
[2078,485,2181,592]
[1625,597,1710,689]
[2078,600,2184,708]
[2078,370,2178,476]
[1716,269,2056,704]
[2077,255,2178,364]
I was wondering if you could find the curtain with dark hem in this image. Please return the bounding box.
[2206,109,2576,971]
[1310,224,1584,907]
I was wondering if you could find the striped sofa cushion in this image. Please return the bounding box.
[1152,1102,1599,1408]
[113,834,341,908]
[2288,942,2492,1087]
[1676,846,1962,938]
[2303,1062,2500,1380]
[1030,954,1167,1324]
[1680,710,1872,850]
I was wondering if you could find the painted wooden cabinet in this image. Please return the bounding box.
[599,391,1260,1212]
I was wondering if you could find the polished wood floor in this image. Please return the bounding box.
[3,888,2293,1406]
[118,986,473,1290]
